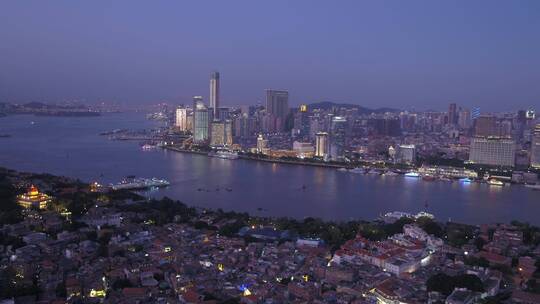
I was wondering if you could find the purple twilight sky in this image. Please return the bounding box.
[0,0,539,111]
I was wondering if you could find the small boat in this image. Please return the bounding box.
[367,169,381,175]
[525,184,540,191]
[349,168,365,174]
[422,175,436,181]
[337,167,348,172]
[487,179,504,186]
[142,144,157,150]
[383,171,399,176]
[459,177,472,183]
[405,172,420,178]
[440,177,453,182]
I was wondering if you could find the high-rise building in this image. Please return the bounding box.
[175,106,188,131]
[210,72,220,120]
[210,121,225,146]
[330,116,347,160]
[448,103,457,125]
[193,97,209,144]
[531,124,540,168]
[265,89,289,123]
[224,120,233,146]
[458,108,471,129]
[474,115,498,137]
[294,104,310,137]
[472,107,481,120]
[469,137,515,167]
[315,132,328,158]
[394,144,416,164]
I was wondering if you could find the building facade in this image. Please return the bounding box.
[469,137,515,167]
[532,124,540,168]
[175,107,188,131]
[209,72,220,120]
[193,98,209,144]
[265,89,289,127]
[315,132,328,158]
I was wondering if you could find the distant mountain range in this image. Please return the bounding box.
[307,101,399,114]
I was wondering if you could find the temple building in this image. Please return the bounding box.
[17,185,52,209]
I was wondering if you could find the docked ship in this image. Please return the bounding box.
[110,177,170,191]
[405,171,420,178]
[487,179,504,186]
[209,151,239,160]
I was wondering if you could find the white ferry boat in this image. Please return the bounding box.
[209,151,239,160]
[142,144,157,150]
[487,179,504,186]
[111,177,170,191]
[405,171,420,178]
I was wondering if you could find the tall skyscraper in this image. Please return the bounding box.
[193,97,209,144]
[448,103,457,125]
[210,72,220,120]
[175,106,188,131]
[315,132,328,158]
[472,107,481,120]
[469,137,515,167]
[531,124,540,168]
[330,116,347,160]
[458,108,471,129]
[265,89,289,122]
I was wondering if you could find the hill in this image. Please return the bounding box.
[307,101,399,114]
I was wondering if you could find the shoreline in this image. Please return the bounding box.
[162,145,348,169]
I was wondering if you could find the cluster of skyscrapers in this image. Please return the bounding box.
[173,73,539,169]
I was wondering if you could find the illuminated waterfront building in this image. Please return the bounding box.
[256,134,268,153]
[17,185,52,209]
[210,121,225,146]
[469,137,515,167]
[315,132,328,158]
[330,116,347,160]
[394,144,416,165]
[531,124,540,168]
[292,141,314,158]
[175,106,188,131]
[193,97,209,144]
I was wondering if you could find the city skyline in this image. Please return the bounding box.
[1,1,540,111]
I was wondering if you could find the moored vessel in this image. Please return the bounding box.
[111,177,170,191]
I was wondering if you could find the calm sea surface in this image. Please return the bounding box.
[0,113,538,224]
